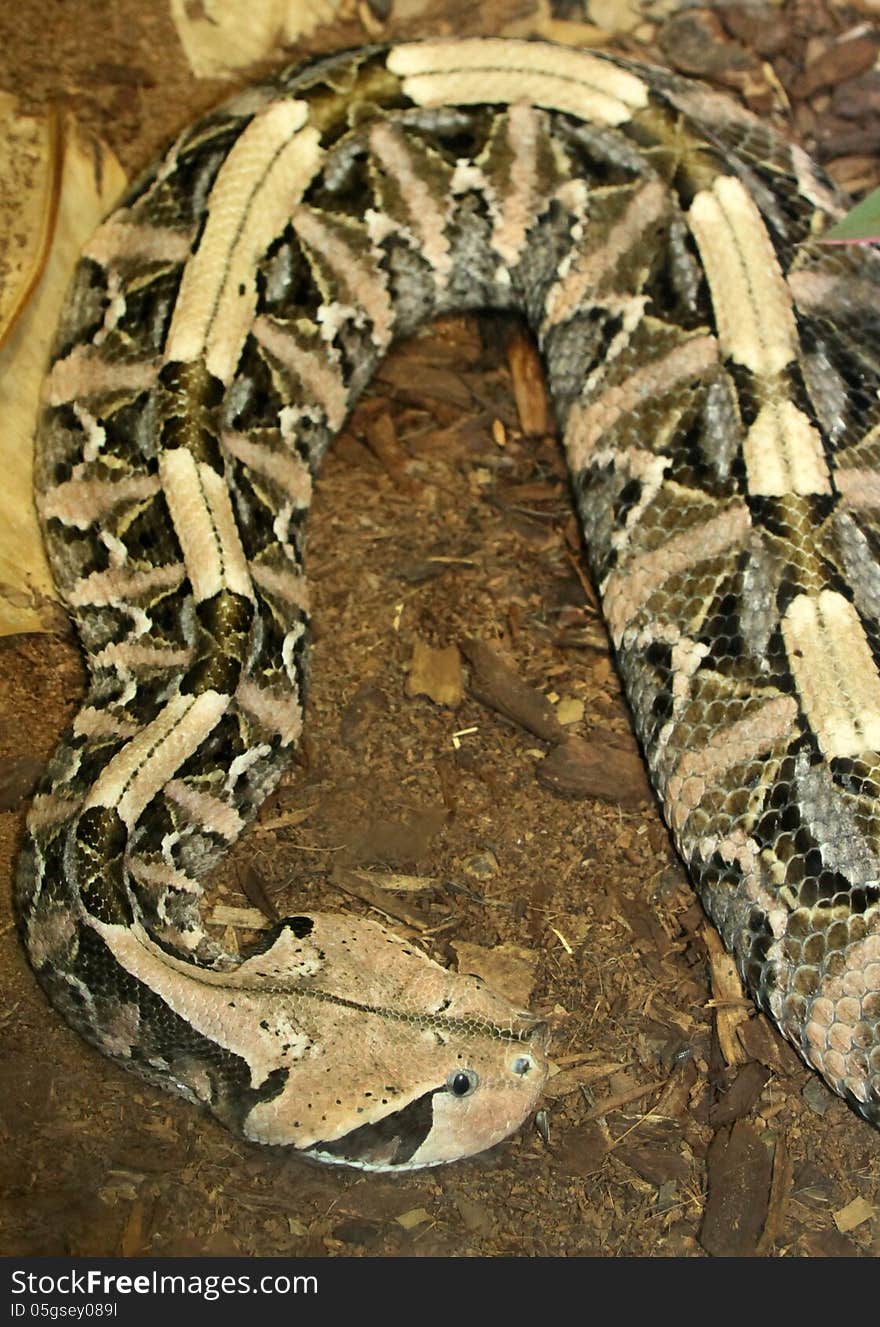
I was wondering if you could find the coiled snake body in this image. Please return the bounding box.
[16,39,880,1168]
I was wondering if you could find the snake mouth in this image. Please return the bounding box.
[306,1089,441,1170]
[303,1024,550,1171]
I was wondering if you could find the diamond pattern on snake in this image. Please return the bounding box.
[16,38,880,1169]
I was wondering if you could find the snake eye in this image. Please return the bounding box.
[447,1068,479,1097]
[512,1055,534,1076]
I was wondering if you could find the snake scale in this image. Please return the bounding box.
[15,38,880,1169]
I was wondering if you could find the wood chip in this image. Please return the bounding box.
[506,328,554,436]
[756,1134,793,1256]
[833,1195,876,1234]
[395,1207,432,1230]
[536,734,653,807]
[709,1060,770,1126]
[582,1077,666,1121]
[0,754,44,810]
[736,1012,804,1078]
[329,866,430,931]
[238,861,279,922]
[613,1143,691,1187]
[364,411,413,488]
[555,696,584,726]
[791,34,880,98]
[375,359,473,409]
[554,1121,609,1178]
[701,1121,773,1257]
[544,1059,628,1099]
[703,924,750,1065]
[461,636,563,743]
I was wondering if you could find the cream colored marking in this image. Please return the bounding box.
[223,427,313,507]
[790,144,844,219]
[603,503,750,645]
[236,677,304,745]
[73,707,140,741]
[85,218,194,268]
[128,857,202,895]
[159,449,252,604]
[27,909,78,972]
[688,176,796,376]
[98,1002,142,1060]
[369,120,452,282]
[249,561,310,613]
[701,828,789,941]
[603,447,671,554]
[786,269,838,311]
[387,39,648,126]
[670,637,710,706]
[44,348,158,407]
[84,689,229,828]
[165,779,244,841]
[27,790,86,831]
[782,590,880,759]
[490,104,542,266]
[812,923,880,1098]
[292,206,394,351]
[41,473,161,528]
[67,561,184,608]
[165,100,323,383]
[835,468,880,509]
[742,400,831,497]
[543,178,669,330]
[564,335,718,472]
[92,641,193,671]
[666,695,798,832]
[251,316,347,430]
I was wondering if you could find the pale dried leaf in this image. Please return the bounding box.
[0,94,59,351]
[452,940,541,1008]
[406,638,464,707]
[395,1207,432,1230]
[833,1195,875,1233]
[209,905,272,930]
[0,105,125,636]
[555,696,584,725]
[169,0,343,80]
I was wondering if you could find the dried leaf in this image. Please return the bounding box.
[406,638,464,707]
[169,0,343,80]
[833,1195,876,1234]
[451,939,541,1008]
[0,103,125,636]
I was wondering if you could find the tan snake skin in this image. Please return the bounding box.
[15,39,880,1168]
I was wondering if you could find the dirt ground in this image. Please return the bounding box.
[1,0,880,1259]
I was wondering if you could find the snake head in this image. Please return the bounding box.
[85,911,548,1169]
[233,914,550,1169]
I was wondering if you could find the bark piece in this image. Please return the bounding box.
[614,1143,691,1187]
[701,1121,773,1257]
[736,1013,803,1078]
[506,328,554,436]
[536,734,652,807]
[462,637,563,743]
[709,1060,770,1126]
[791,35,880,98]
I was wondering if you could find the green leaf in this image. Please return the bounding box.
[822,187,880,244]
